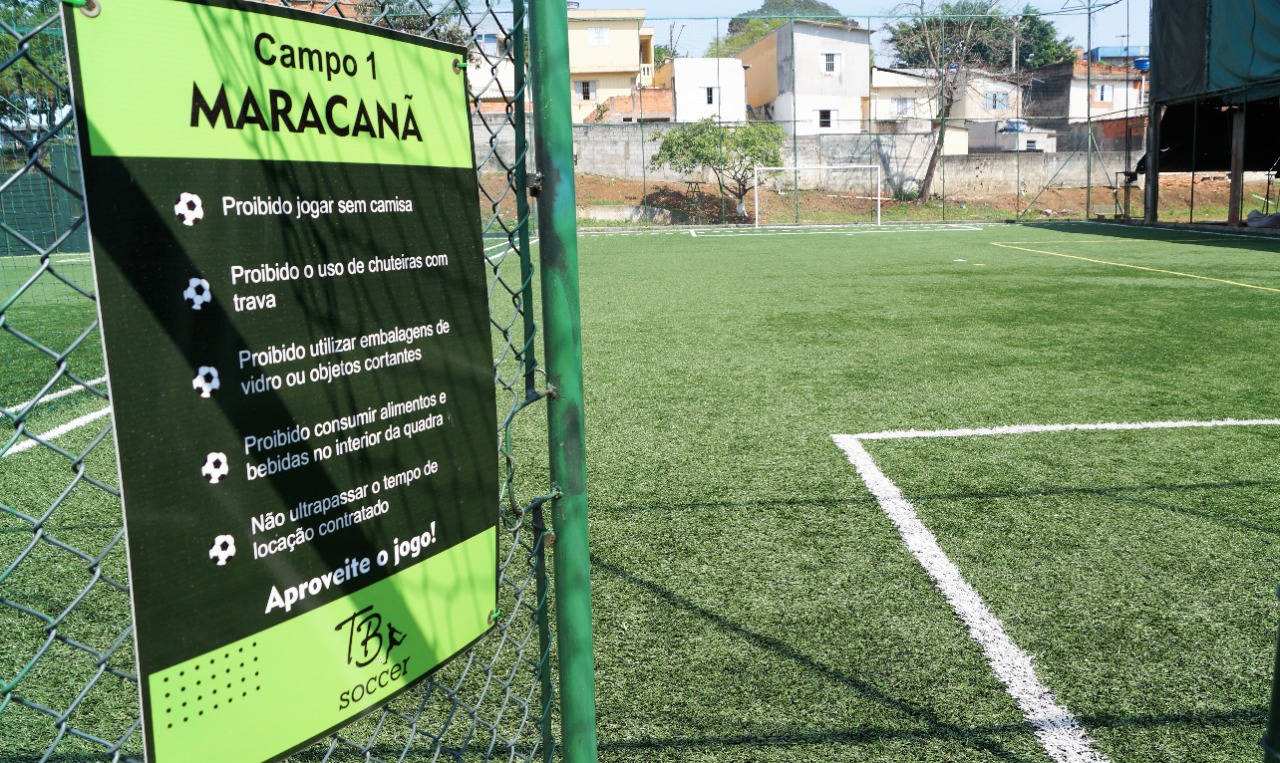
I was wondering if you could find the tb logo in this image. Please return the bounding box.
[335,605,407,667]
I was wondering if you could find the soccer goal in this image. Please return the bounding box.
[753,164,884,227]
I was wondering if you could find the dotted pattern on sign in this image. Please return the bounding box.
[155,642,262,728]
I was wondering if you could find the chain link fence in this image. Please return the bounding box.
[534,9,1166,229]
[1,1,564,761]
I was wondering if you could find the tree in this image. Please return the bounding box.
[886,0,1064,201]
[706,17,784,57]
[357,0,473,48]
[649,119,784,213]
[728,0,854,34]
[0,0,69,136]
[1012,7,1075,70]
[706,0,856,57]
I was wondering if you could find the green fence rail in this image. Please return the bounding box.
[0,1,594,761]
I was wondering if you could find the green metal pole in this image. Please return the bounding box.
[513,0,538,402]
[1085,1,1093,221]
[528,2,599,762]
[1263,585,1280,762]
[510,8,554,762]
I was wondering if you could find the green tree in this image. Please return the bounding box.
[358,0,473,47]
[884,0,1071,201]
[1012,7,1074,69]
[649,119,784,210]
[0,0,68,134]
[729,0,853,34]
[707,0,857,57]
[706,17,784,57]
[887,2,1072,71]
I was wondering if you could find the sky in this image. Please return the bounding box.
[504,0,1150,66]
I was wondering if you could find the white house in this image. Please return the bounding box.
[738,20,871,135]
[651,58,747,123]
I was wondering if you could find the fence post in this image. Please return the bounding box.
[527,1,600,762]
[1264,585,1280,762]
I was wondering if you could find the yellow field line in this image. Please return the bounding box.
[990,242,1280,294]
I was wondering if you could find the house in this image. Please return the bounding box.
[1088,46,1150,67]
[466,31,522,116]
[582,87,673,123]
[1023,59,1145,130]
[651,58,747,123]
[737,20,871,135]
[868,67,935,132]
[868,68,1040,153]
[567,9,656,123]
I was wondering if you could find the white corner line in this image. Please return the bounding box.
[832,434,1109,763]
[3,406,112,458]
[4,376,108,415]
[853,417,1280,441]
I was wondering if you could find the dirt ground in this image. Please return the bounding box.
[480,173,1275,224]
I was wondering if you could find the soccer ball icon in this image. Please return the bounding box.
[209,535,236,566]
[183,278,211,310]
[174,192,204,226]
[201,452,230,484]
[192,366,220,398]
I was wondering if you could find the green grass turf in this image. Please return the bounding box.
[8,223,1280,761]
[575,222,1280,761]
[869,426,1280,762]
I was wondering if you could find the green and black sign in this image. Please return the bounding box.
[64,1,496,760]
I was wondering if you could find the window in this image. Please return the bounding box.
[706,87,716,105]
[574,80,596,101]
[984,92,1009,110]
[587,27,610,46]
[822,52,840,74]
[473,33,499,57]
[890,98,913,117]
[817,109,834,128]
[1094,84,1114,102]
[1026,139,1038,150]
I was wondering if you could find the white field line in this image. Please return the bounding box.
[3,406,112,458]
[834,415,1280,762]
[4,376,108,415]
[484,237,539,263]
[694,225,983,239]
[855,417,1280,441]
[833,434,1109,763]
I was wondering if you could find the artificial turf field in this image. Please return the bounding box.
[5,221,1280,762]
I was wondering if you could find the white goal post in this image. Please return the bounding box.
[753,164,884,227]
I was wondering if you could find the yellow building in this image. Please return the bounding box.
[567,9,655,123]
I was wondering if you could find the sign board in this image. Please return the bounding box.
[63,1,497,760]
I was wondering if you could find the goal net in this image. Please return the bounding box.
[752,164,884,227]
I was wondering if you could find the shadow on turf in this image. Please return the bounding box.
[591,554,1038,762]
[592,554,1268,756]
[911,478,1280,537]
[1023,221,1280,251]
[595,707,1266,755]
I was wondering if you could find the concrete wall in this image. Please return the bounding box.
[473,116,1137,198]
